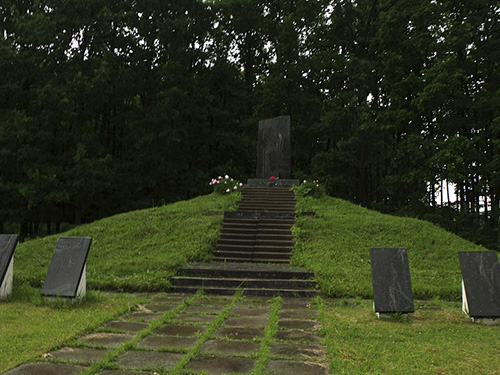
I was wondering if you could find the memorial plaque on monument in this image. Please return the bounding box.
[459,251,500,321]
[370,247,414,315]
[0,234,18,299]
[256,116,292,179]
[42,237,92,299]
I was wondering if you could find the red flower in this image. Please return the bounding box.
[269,176,276,180]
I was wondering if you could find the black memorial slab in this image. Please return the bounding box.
[370,247,414,314]
[42,237,92,298]
[0,235,18,283]
[459,251,500,318]
[256,116,292,179]
[1,234,18,298]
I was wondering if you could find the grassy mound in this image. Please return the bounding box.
[292,195,487,300]
[14,193,241,291]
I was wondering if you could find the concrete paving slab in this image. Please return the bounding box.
[104,321,150,332]
[137,334,197,349]
[281,298,313,309]
[79,332,134,348]
[224,315,268,328]
[187,355,256,374]
[184,305,225,314]
[115,351,184,368]
[215,326,265,340]
[279,309,319,320]
[200,339,260,355]
[126,311,164,321]
[2,362,85,375]
[49,347,108,363]
[271,342,326,359]
[96,371,150,375]
[191,298,232,307]
[274,330,323,344]
[278,319,318,330]
[266,360,329,375]
[155,323,206,336]
[150,293,186,303]
[175,313,217,324]
[232,307,270,317]
[143,302,178,312]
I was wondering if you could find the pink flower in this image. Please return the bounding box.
[269,176,276,180]
[233,186,238,190]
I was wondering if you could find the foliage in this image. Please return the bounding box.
[209,175,244,194]
[291,194,487,300]
[291,179,324,199]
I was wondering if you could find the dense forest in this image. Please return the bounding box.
[0,0,499,248]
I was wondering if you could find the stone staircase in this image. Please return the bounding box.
[170,185,318,297]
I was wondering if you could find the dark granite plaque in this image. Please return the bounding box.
[0,235,18,285]
[42,237,92,298]
[459,251,500,318]
[256,116,292,179]
[370,247,414,313]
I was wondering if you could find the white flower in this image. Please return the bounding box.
[239,183,243,187]
[225,174,229,179]
[303,180,307,183]
[226,189,230,193]
[233,186,238,190]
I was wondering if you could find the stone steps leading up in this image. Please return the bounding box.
[170,262,318,297]
[170,185,318,297]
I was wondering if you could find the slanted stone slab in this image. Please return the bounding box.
[200,339,260,355]
[459,251,500,323]
[3,362,85,375]
[187,355,256,374]
[0,234,18,300]
[41,237,92,299]
[275,330,322,344]
[116,351,183,368]
[256,116,292,179]
[49,347,108,363]
[266,360,329,375]
[370,247,414,315]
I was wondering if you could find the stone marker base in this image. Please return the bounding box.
[0,257,13,300]
[44,266,86,303]
[470,317,500,326]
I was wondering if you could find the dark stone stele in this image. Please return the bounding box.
[370,247,414,313]
[41,237,92,298]
[459,251,500,318]
[256,116,292,179]
[0,234,18,284]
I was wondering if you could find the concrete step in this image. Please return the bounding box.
[171,276,315,289]
[216,244,293,253]
[177,263,314,279]
[170,285,318,297]
[212,257,291,264]
[213,250,291,260]
[218,239,294,247]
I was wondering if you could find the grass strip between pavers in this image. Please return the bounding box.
[169,290,243,374]
[78,292,201,374]
[251,296,282,375]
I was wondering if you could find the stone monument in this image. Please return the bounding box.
[0,234,18,300]
[370,247,414,318]
[247,116,299,187]
[42,237,92,300]
[459,251,500,325]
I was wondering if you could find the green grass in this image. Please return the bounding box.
[318,298,500,374]
[14,192,241,292]
[0,287,145,373]
[2,190,499,373]
[292,195,487,300]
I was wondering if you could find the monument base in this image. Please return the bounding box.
[44,266,86,303]
[246,179,300,188]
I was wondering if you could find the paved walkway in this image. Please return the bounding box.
[4,294,329,375]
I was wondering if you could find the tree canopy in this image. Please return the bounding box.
[1,0,499,247]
